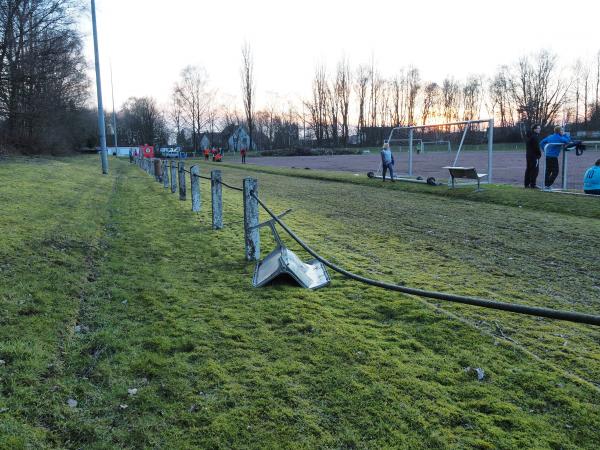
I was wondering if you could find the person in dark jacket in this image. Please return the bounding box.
[524,124,541,188]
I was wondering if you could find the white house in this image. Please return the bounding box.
[221,125,257,152]
[199,134,211,150]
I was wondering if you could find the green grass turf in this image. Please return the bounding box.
[1,155,599,449]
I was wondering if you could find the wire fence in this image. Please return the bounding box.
[132,155,600,327]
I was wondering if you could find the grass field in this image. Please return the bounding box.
[1,155,599,449]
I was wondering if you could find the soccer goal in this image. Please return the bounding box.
[384,119,495,184]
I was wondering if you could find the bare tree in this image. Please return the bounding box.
[406,67,421,126]
[582,63,590,127]
[596,50,600,112]
[508,50,570,128]
[306,64,329,147]
[120,97,168,146]
[421,82,440,125]
[441,77,460,125]
[241,42,255,151]
[335,58,351,145]
[354,65,369,144]
[174,65,212,151]
[462,75,482,121]
[368,59,383,127]
[489,67,514,127]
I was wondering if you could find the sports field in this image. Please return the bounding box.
[1,156,599,448]
[241,149,600,190]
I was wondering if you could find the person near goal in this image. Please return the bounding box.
[583,159,600,195]
[240,147,247,164]
[524,124,541,188]
[539,126,571,189]
[380,142,395,182]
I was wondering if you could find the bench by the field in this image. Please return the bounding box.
[443,166,487,191]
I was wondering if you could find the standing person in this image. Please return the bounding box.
[240,147,247,164]
[539,126,571,190]
[524,124,542,188]
[583,159,600,195]
[380,142,395,182]
[204,148,209,161]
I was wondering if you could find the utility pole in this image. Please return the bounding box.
[91,0,108,174]
[110,61,118,149]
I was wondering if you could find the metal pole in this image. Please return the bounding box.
[453,122,470,167]
[110,61,118,150]
[487,119,494,184]
[408,129,413,176]
[562,146,568,190]
[91,0,108,174]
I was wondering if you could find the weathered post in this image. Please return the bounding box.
[162,160,169,188]
[211,170,223,230]
[170,161,177,193]
[154,159,162,182]
[178,161,186,201]
[129,149,133,163]
[190,165,201,212]
[243,177,260,261]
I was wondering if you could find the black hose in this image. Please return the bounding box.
[219,180,244,192]
[251,192,600,326]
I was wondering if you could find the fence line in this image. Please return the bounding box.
[132,156,600,327]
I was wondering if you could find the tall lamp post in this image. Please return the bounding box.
[91,0,108,174]
[110,61,118,150]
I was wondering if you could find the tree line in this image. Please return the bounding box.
[0,0,94,154]
[2,3,599,154]
[116,48,600,151]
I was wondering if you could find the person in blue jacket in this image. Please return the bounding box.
[380,142,395,182]
[539,126,571,189]
[583,159,600,195]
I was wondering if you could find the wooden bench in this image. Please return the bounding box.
[443,166,487,191]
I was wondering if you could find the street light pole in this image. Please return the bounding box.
[110,61,118,149]
[91,0,108,174]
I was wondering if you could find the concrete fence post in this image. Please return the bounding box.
[154,159,162,182]
[178,161,186,201]
[243,177,260,261]
[162,160,169,188]
[170,161,177,193]
[211,170,223,230]
[190,165,201,212]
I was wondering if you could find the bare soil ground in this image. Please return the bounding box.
[243,150,600,190]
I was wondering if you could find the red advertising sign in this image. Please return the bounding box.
[140,144,154,158]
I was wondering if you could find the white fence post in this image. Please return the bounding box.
[170,161,177,193]
[211,170,223,230]
[190,165,201,212]
[162,160,169,188]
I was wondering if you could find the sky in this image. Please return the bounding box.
[82,0,600,112]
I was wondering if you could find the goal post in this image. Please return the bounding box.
[387,119,494,183]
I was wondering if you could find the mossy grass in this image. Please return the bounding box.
[1,155,599,448]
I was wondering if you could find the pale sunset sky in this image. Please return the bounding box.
[83,0,600,111]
